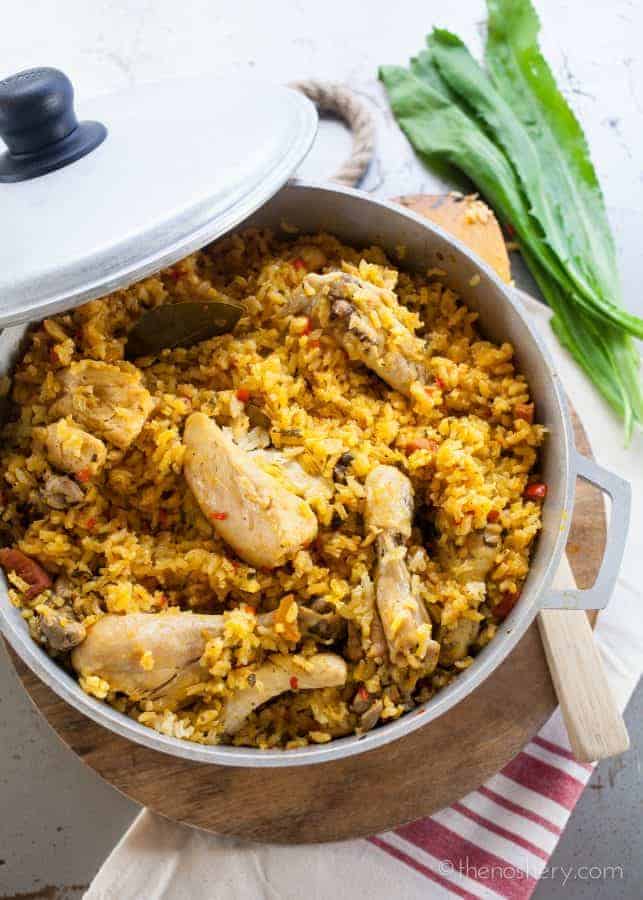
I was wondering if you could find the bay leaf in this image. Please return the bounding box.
[125,299,244,358]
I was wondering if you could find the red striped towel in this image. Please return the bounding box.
[83,683,633,900]
[369,712,595,898]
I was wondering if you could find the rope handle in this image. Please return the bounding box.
[289,80,376,188]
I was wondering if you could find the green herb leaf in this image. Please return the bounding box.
[410,49,460,103]
[429,24,643,339]
[485,1,639,319]
[521,244,636,439]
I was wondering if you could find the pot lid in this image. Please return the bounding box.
[0,68,317,327]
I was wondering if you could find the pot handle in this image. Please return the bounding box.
[289,80,376,187]
[542,451,631,610]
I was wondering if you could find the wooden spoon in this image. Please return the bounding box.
[399,192,629,762]
[397,193,512,284]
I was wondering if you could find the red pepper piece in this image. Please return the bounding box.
[494,591,521,621]
[515,403,534,423]
[524,482,547,501]
[405,437,438,454]
[0,548,52,601]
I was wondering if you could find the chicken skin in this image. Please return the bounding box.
[51,361,154,450]
[183,413,318,569]
[223,653,347,734]
[71,612,224,708]
[293,272,430,396]
[365,465,439,671]
[41,418,107,476]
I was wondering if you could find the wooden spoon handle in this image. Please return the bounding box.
[537,557,629,762]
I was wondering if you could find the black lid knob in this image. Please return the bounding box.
[0,67,107,183]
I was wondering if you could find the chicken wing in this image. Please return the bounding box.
[183,413,318,569]
[365,465,439,671]
[293,272,429,396]
[223,653,347,735]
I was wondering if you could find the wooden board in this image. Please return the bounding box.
[4,196,607,843]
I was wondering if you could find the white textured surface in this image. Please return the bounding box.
[0,0,641,897]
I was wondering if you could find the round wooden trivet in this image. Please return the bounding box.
[7,404,605,844]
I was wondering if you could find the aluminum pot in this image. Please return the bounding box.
[0,180,630,767]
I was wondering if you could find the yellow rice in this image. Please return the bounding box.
[0,229,545,748]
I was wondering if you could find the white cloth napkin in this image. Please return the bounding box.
[84,299,643,900]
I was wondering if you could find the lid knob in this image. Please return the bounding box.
[0,67,107,183]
